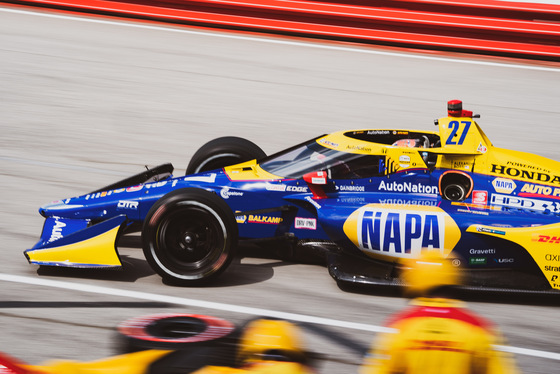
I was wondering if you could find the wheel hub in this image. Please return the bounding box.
[181,232,198,251]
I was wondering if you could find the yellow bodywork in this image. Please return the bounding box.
[26,225,122,267]
[24,350,313,374]
[28,350,172,374]
[467,223,560,290]
[191,362,315,374]
[224,160,282,181]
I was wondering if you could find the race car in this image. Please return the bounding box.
[25,100,560,293]
[0,313,321,373]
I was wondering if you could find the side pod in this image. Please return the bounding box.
[467,222,560,290]
[24,215,127,268]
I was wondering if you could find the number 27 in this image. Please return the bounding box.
[446,121,471,145]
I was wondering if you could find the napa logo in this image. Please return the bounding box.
[492,177,516,194]
[343,204,461,259]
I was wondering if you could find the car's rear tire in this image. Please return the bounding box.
[142,188,238,286]
[186,136,266,175]
[115,313,236,353]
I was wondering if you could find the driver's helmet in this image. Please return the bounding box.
[237,318,307,365]
[401,251,462,297]
[392,138,420,148]
[392,136,430,148]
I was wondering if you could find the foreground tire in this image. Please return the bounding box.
[186,136,266,175]
[116,313,236,353]
[142,188,238,285]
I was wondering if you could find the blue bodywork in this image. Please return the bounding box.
[25,123,560,293]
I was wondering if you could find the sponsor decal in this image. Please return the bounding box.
[452,161,471,170]
[318,138,339,148]
[494,258,514,263]
[545,254,560,261]
[552,275,560,288]
[235,214,246,224]
[457,208,489,216]
[520,183,560,199]
[87,191,109,200]
[477,143,487,153]
[475,226,506,235]
[113,188,125,194]
[287,185,308,192]
[117,200,139,210]
[469,257,487,265]
[266,184,287,192]
[492,178,516,194]
[491,164,560,185]
[378,180,438,195]
[346,145,372,153]
[367,130,390,135]
[265,184,307,192]
[126,185,143,193]
[343,204,461,258]
[469,248,496,255]
[295,217,317,230]
[220,187,243,199]
[545,266,560,272]
[506,161,549,173]
[305,196,322,209]
[338,196,366,204]
[338,185,365,192]
[452,258,461,266]
[247,215,283,224]
[183,173,217,183]
[379,198,437,206]
[532,235,560,244]
[399,155,410,168]
[472,190,488,205]
[49,220,66,242]
[491,194,560,213]
[145,181,168,189]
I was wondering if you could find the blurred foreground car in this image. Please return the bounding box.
[0,314,318,374]
[25,100,560,293]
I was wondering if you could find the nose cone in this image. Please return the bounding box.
[39,200,84,217]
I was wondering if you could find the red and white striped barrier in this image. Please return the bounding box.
[3,0,560,60]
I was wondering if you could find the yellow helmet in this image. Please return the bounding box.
[401,250,462,296]
[237,318,306,365]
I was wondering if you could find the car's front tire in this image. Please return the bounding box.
[142,188,238,286]
[186,136,266,175]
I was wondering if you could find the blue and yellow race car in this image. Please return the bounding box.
[25,100,560,293]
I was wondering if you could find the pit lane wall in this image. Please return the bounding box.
[4,0,560,60]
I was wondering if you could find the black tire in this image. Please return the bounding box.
[142,188,238,285]
[186,136,266,175]
[115,313,236,353]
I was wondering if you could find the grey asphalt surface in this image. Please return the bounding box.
[1,5,560,373]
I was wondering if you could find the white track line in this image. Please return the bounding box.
[1,6,559,72]
[1,273,560,360]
